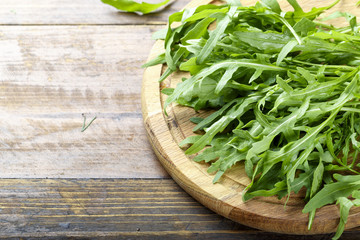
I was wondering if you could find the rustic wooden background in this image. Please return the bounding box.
[0,0,358,239]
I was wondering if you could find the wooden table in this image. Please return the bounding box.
[0,0,358,239]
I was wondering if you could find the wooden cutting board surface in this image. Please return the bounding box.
[142,0,360,235]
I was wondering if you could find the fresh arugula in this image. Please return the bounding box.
[101,0,172,15]
[145,0,360,239]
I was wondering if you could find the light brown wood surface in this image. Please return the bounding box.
[142,0,360,236]
[0,25,170,178]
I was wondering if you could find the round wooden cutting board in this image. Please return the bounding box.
[142,0,360,235]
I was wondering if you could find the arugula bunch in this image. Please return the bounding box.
[145,0,360,238]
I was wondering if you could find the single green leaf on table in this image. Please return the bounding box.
[101,0,173,15]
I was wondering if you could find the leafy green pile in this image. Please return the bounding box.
[145,0,360,239]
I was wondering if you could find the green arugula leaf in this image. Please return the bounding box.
[101,0,172,15]
[142,53,165,68]
[333,197,354,240]
[260,0,281,14]
[303,175,360,213]
[276,39,298,66]
[197,7,237,64]
[286,0,304,13]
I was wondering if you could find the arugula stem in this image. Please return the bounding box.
[81,114,97,132]
[314,21,336,30]
[340,107,360,113]
[292,60,356,71]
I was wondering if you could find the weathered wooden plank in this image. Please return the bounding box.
[0,0,189,25]
[0,0,359,26]
[0,178,356,239]
[0,25,168,178]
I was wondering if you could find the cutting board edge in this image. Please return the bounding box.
[140,0,360,235]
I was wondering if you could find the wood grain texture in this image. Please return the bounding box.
[2,0,356,26]
[0,178,356,239]
[142,0,360,235]
[0,0,189,25]
[0,25,168,178]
